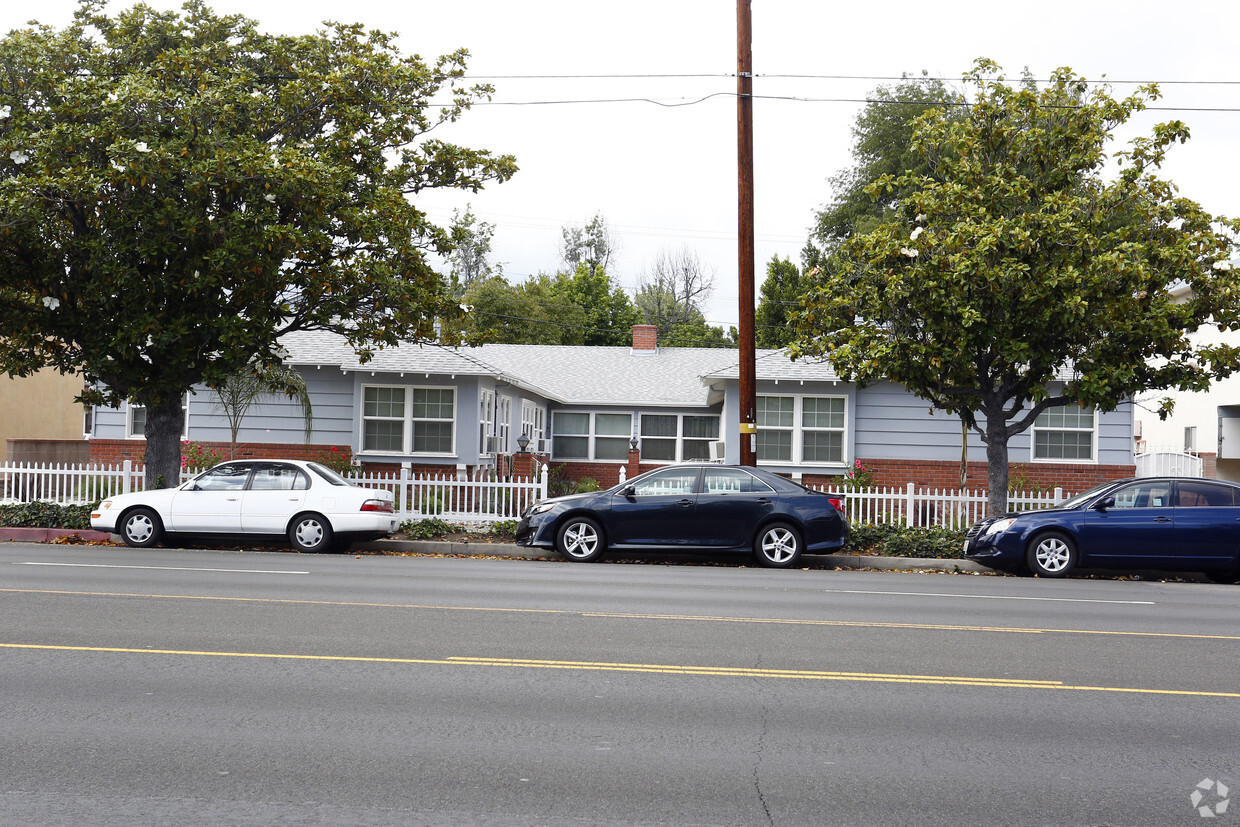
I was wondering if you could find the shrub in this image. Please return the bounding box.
[314,446,358,476]
[490,520,518,540]
[0,502,95,530]
[181,440,225,472]
[398,517,468,539]
[843,523,967,559]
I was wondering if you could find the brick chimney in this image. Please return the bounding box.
[631,324,658,353]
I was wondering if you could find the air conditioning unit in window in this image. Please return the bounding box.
[708,441,726,462]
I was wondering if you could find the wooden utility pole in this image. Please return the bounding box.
[736,0,757,466]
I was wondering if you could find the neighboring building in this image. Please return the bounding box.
[1134,274,1240,481]
[85,325,1135,490]
[1,368,89,463]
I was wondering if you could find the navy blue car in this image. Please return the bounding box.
[965,477,1240,582]
[515,464,849,568]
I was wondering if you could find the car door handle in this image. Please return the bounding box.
[1153,516,1171,523]
[676,499,694,507]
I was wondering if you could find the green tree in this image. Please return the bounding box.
[813,73,963,252]
[560,212,617,274]
[449,205,500,295]
[791,59,1240,515]
[461,274,578,345]
[554,263,638,346]
[0,0,516,488]
[755,252,809,348]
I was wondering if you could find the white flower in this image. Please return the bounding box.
[9,149,29,164]
[910,226,924,241]
[134,141,150,153]
[111,160,125,172]
[1213,260,1233,271]
[915,214,927,223]
[41,296,60,310]
[264,193,276,203]
[0,105,10,118]
[900,247,919,258]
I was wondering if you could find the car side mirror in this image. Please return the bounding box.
[1094,496,1115,511]
[622,485,636,497]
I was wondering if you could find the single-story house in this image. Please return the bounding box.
[85,325,1136,490]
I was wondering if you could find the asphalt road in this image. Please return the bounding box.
[2,541,1237,826]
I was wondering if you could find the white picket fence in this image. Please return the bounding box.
[0,461,548,524]
[815,483,1069,529]
[1134,446,1204,478]
[1,460,1065,528]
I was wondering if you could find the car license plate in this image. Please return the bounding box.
[963,539,970,553]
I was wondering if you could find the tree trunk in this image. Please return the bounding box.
[985,417,1011,517]
[143,396,184,490]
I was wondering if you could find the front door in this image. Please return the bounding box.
[169,462,252,533]
[1080,480,1175,566]
[605,467,701,547]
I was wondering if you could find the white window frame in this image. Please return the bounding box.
[520,399,547,452]
[497,395,512,455]
[1031,402,1097,463]
[360,384,456,457]
[755,394,848,467]
[479,388,496,456]
[551,411,633,462]
[126,396,189,439]
[639,413,721,463]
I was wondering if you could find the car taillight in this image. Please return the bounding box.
[361,499,394,513]
[828,497,844,511]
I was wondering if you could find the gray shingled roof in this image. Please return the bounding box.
[277,331,797,406]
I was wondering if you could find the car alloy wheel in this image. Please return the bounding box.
[556,517,604,562]
[1027,531,1077,577]
[755,522,802,568]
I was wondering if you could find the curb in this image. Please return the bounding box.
[0,528,112,543]
[0,529,985,573]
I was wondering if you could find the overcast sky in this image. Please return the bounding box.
[4,1,1238,331]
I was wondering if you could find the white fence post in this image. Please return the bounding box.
[122,460,132,495]
[905,482,915,528]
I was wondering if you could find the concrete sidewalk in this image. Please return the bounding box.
[0,528,987,573]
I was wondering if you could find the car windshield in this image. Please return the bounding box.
[1057,480,1121,509]
[307,462,353,487]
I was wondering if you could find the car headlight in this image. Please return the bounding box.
[983,517,1016,537]
[525,501,557,517]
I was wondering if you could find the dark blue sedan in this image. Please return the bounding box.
[515,464,849,568]
[965,477,1240,582]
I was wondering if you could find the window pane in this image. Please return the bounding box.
[803,397,845,429]
[413,421,453,453]
[595,413,632,437]
[364,420,404,452]
[413,388,453,419]
[595,436,629,460]
[643,438,677,461]
[1034,430,1092,460]
[553,435,589,459]
[757,396,793,428]
[756,429,791,461]
[641,415,678,437]
[554,412,589,436]
[683,439,713,461]
[364,387,404,418]
[1177,481,1237,507]
[803,431,843,463]
[683,416,719,439]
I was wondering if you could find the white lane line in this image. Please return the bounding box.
[822,589,1154,605]
[15,562,309,575]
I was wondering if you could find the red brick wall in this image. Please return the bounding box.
[632,325,658,351]
[89,439,358,466]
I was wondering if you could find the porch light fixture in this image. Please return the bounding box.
[517,432,530,452]
[629,435,639,451]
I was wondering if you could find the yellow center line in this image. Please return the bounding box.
[2,643,1236,698]
[3,587,1238,642]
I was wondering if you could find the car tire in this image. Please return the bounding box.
[288,513,333,553]
[754,522,802,568]
[120,507,163,548]
[556,516,605,562]
[1026,531,1077,577]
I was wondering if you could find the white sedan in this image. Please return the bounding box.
[91,459,397,552]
